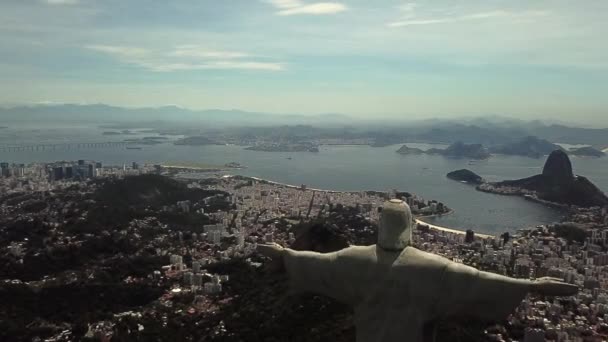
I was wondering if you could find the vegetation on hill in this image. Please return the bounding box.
[447,169,484,184]
[79,174,229,232]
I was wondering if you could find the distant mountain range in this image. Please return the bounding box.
[1,104,607,148]
[0,104,350,127]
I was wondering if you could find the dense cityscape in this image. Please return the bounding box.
[0,159,606,341]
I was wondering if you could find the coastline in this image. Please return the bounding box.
[415,219,493,239]
[219,174,495,238]
[476,184,570,210]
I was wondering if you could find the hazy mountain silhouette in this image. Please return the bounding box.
[0,104,350,126]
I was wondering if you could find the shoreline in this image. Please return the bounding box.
[218,174,495,238]
[415,219,493,239]
[476,184,570,211]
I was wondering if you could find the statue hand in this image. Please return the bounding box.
[257,243,285,259]
[532,277,578,297]
[257,243,285,272]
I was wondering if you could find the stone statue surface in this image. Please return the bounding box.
[258,199,578,342]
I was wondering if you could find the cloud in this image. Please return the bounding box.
[144,61,284,72]
[264,0,347,16]
[170,45,249,59]
[397,3,416,13]
[266,0,301,9]
[278,3,347,16]
[388,9,548,27]
[43,0,79,5]
[86,45,149,58]
[86,44,284,72]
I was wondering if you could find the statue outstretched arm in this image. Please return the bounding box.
[257,243,353,302]
[529,276,579,296]
[434,261,578,321]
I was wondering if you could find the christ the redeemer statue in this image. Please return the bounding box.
[258,199,578,342]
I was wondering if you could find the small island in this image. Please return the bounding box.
[396,145,425,155]
[174,136,221,146]
[224,162,247,169]
[103,129,137,136]
[568,146,605,157]
[245,143,319,152]
[446,169,484,184]
[123,136,168,145]
[396,141,490,160]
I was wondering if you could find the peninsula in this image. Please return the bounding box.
[478,150,608,207]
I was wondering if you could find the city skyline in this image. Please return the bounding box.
[1,1,608,124]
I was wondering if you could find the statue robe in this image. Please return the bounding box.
[283,245,529,342]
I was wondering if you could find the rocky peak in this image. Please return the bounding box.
[542,150,574,183]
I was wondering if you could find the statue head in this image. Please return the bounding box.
[378,199,413,250]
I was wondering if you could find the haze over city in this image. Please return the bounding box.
[1,0,608,124]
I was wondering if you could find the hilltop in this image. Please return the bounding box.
[481,150,608,207]
[446,169,485,184]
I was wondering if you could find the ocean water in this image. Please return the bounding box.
[2,124,608,235]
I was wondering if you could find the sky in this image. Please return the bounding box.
[1,0,607,124]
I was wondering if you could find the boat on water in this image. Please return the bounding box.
[126,146,142,150]
[286,157,292,160]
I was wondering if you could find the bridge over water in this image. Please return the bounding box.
[0,141,132,152]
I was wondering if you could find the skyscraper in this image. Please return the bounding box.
[0,162,9,177]
[65,166,73,179]
[88,163,97,178]
[53,167,64,181]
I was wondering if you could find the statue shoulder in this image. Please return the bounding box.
[395,246,452,270]
[336,245,377,259]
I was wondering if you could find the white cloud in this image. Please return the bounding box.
[43,0,79,5]
[86,45,149,58]
[397,3,416,13]
[86,44,284,72]
[146,61,284,72]
[388,9,547,27]
[278,3,347,16]
[266,0,301,9]
[264,0,347,16]
[170,45,249,59]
